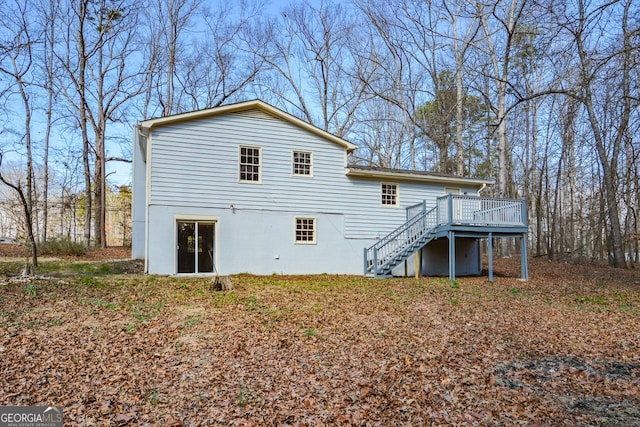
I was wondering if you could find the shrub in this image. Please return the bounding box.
[39,238,86,256]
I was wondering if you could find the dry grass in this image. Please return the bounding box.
[0,256,639,425]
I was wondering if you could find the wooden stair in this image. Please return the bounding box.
[364,206,438,277]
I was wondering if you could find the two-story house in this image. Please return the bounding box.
[132,100,528,279]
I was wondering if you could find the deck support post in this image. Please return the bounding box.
[364,195,529,280]
[520,233,529,281]
[373,248,378,277]
[488,232,494,282]
[363,248,367,276]
[448,230,456,281]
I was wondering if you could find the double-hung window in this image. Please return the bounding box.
[292,151,312,176]
[381,183,399,206]
[295,217,316,244]
[239,146,261,183]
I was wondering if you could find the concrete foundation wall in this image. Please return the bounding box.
[146,205,375,275]
[420,237,481,276]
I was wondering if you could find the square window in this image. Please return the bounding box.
[295,217,316,244]
[381,183,398,206]
[293,151,312,176]
[239,146,261,182]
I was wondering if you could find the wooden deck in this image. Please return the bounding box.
[365,195,528,280]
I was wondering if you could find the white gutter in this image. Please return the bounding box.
[346,167,494,187]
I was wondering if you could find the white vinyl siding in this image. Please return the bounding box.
[149,110,480,240]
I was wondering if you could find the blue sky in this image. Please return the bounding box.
[107,0,326,187]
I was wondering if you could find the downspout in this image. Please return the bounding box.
[137,123,151,274]
[478,182,488,279]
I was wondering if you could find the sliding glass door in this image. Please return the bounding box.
[176,221,215,273]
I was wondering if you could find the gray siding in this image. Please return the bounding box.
[134,107,485,274]
[148,110,472,240]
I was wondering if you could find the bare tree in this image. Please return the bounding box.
[548,0,637,267]
[476,0,529,198]
[0,0,40,268]
[141,0,201,118]
[178,2,269,111]
[38,0,61,243]
[441,0,482,176]
[55,0,143,248]
[354,0,440,170]
[54,0,93,248]
[140,0,265,117]
[0,157,38,268]
[350,99,408,168]
[257,0,368,138]
[508,18,549,257]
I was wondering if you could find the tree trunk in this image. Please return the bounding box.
[94,133,106,248]
[77,0,92,248]
[478,0,527,256]
[574,0,630,268]
[0,165,37,268]
[43,0,57,243]
[17,185,38,269]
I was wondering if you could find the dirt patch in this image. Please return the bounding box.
[70,246,131,261]
[0,244,131,261]
[0,244,28,258]
[494,357,640,424]
[495,357,640,387]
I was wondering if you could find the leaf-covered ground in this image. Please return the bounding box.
[1,255,639,425]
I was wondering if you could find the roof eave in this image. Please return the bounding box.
[138,100,357,152]
[345,168,494,187]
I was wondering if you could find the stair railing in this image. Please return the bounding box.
[364,205,438,276]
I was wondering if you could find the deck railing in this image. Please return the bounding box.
[366,195,527,276]
[406,201,427,221]
[365,205,438,276]
[433,195,527,227]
